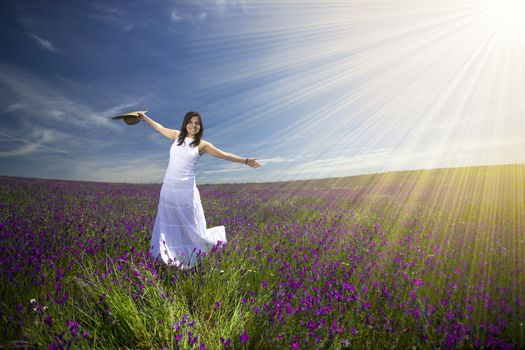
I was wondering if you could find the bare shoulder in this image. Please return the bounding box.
[170,129,181,140]
[199,139,210,154]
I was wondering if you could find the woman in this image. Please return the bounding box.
[138,111,261,268]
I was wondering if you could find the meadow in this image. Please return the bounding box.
[1,164,524,349]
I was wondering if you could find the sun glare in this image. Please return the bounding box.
[480,0,525,25]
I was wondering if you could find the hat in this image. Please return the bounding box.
[111,110,147,125]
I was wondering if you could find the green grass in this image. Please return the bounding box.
[1,164,524,349]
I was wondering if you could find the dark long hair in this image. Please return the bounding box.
[177,111,203,147]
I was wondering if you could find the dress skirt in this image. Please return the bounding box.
[149,176,226,268]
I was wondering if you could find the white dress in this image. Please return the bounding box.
[149,137,226,267]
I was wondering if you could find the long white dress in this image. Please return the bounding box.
[149,137,226,267]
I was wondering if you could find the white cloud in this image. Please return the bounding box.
[170,9,184,22]
[0,64,120,130]
[28,127,69,145]
[0,129,69,158]
[275,140,525,181]
[197,0,250,11]
[69,156,166,183]
[169,0,249,23]
[101,99,152,122]
[258,156,298,164]
[44,110,67,120]
[87,4,144,32]
[30,34,58,53]
[5,103,28,112]
[170,7,208,22]
[89,4,125,23]
[198,12,208,21]
[0,143,40,157]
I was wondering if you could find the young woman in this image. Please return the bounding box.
[138,111,261,267]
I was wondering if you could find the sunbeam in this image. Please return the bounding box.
[1,0,523,183]
[184,0,524,181]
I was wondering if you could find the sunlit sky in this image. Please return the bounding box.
[1,0,524,184]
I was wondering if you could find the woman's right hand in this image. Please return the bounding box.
[137,112,147,121]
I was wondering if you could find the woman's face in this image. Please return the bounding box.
[186,116,201,138]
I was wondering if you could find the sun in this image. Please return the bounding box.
[479,0,525,25]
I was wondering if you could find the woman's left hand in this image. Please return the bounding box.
[246,158,262,168]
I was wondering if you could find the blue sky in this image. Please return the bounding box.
[1,0,524,184]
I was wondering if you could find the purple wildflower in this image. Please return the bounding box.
[221,336,232,347]
[240,331,250,344]
[67,320,79,337]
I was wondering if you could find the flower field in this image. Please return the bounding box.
[1,164,524,349]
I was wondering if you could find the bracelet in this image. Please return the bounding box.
[245,158,248,165]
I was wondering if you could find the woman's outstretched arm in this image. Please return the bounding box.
[200,140,262,168]
[137,112,180,140]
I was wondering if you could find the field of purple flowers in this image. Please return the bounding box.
[1,164,524,349]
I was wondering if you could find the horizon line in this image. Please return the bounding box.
[1,161,524,187]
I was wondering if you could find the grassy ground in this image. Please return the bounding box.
[1,164,524,349]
